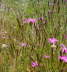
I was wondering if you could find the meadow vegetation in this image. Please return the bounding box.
[0,0,67,72]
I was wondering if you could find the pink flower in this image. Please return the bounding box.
[19,43,27,47]
[23,18,36,24]
[43,55,50,59]
[60,44,67,53]
[61,48,67,53]
[64,35,67,39]
[59,56,67,62]
[60,44,66,48]
[48,38,58,44]
[31,62,38,67]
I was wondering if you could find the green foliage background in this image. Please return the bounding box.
[0,0,67,72]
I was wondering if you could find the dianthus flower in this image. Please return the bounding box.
[48,38,58,44]
[59,56,67,62]
[31,61,38,67]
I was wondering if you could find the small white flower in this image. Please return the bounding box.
[2,44,8,48]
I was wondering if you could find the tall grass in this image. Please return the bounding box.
[0,0,67,72]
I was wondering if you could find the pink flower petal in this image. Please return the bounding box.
[59,56,67,63]
[20,43,27,47]
[60,44,67,53]
[23,18,36,24]
[31,62,38,67]
[48,38,58,44]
